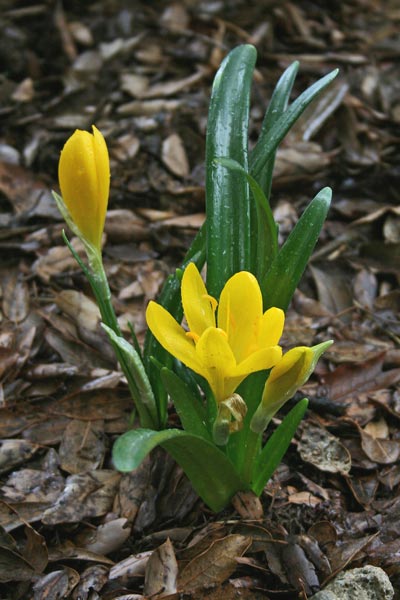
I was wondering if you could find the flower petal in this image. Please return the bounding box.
[218,271,263,362]
[252,341,333,433]
[258,307,285,348]
[146,301,203,374]
[58,127,110,249]
[92,125,110,242]
[195,327,236,402]
[234,345,282,377]
[181,263,216,336]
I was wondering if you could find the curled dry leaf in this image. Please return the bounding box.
[178,534,251,592]
[144,538,178,597]
[359,428,400,464]
[0,440,40,474]
[1,468,64,503]
[109,551,152,583]
[58,419,106,474]
[297,423,352,474]
[55,290,101,334]
[71,564,109,600]
[32,567,79,599]
[231,490,264,520]
[162,133,190,177]
[42,470,121,525]
[2,271,29,323]
[79,518,131,555]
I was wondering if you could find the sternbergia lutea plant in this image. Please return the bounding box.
[54,45,334,511]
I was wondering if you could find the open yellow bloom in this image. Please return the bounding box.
[146,263,284,403]
[58,125,110,251]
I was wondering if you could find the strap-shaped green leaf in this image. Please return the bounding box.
[250,61,299,198]
[252,398,308,496]
[113,428,245,511]
[143,226,206,426]
[216,157,278,281]
[250,69,338,183]
[102,325,158,428]
[263,187,332,310]
[206,44,256,296]
[160,368,210,440]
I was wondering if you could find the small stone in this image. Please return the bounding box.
[310,566,394,600]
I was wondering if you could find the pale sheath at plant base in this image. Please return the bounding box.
[54,44,334,512]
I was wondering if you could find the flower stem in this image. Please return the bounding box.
[88,251,160,429]
[239,428,261,486]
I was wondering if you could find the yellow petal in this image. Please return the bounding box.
[218,271,263,363]
[58,126,110,249]
[258,307,285,348]
[195,327,236,402]
[181,263,216,336]
[250,346,312,433]
[235,345,282,376]
[267,346,312,384]
[146,301,203,374]
[92,125,110,243]
[223,345,282,398]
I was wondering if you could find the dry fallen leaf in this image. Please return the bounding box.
[162,133,190,178]
[298,423,352,474]
[144,538,178,597]
[178,534,251,592]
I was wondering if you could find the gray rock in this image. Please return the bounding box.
[310,566,394,600]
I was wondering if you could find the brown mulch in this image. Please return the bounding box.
[0,1,399,598]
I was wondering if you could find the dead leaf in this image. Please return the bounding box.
[58,419,105,474]
[298,423,352,474]
[144,538,178,597]
[0,440,40,474]
[1,468,64,503]
[2,270,29,323]
[42,470,121,525]
[178,534,251,592]
[231,490,263,520]
[359,428,400,464]
[162,133,190,177]
[32,567,79,599]
[78,518,131,555]
[71,564,109,599]
[109,551,152,583]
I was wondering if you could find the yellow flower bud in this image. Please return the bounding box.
[58,125,110,250]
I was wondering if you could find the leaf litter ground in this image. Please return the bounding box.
[0,1,399,598]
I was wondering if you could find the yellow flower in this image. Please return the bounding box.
[250,340,333,433]
[58,125,110,251]
[146,263,284,403]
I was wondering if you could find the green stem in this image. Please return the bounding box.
[239,429,261,486]
[88,251,159,429]
[89,252,121,335]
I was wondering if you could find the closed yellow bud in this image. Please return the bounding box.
[58,125,110,250]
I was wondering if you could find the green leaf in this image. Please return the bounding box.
[252,398,308,496]
[113,428,245,512]
[143,225,206,427]
[216,157,278,280]
[160,368,210,440]
[206,44,256,296]
[102,325,158,429]
[250,61,299,198]
[250,69,339,183]
[263,187,332,310]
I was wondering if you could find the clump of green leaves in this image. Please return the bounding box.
[56,45,336,511]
